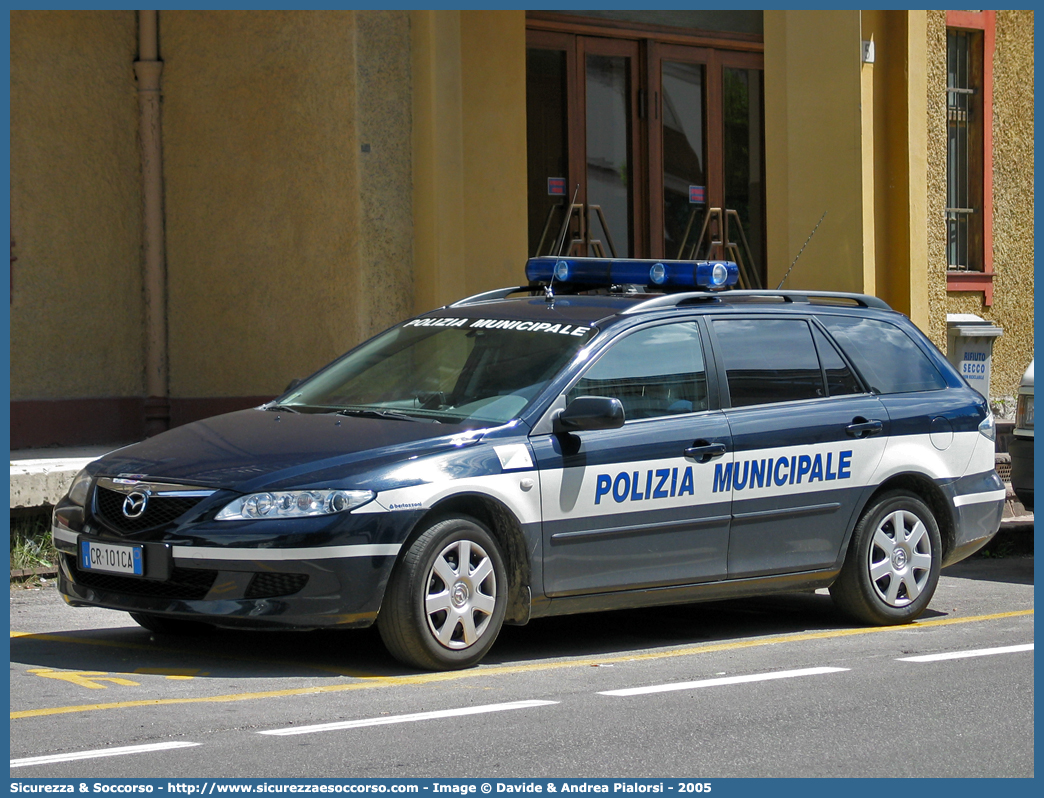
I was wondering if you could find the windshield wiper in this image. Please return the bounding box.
[264,403,301,414]
[335,408,442,424]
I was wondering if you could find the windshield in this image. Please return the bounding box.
[281,318,596,424]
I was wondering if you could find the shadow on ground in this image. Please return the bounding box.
[10,553,1033,683]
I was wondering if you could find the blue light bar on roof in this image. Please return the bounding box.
[525,257,739,290]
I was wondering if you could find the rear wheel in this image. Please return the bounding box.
[830,490,941,625]
[129,612,212,636]
[378,516,507,670]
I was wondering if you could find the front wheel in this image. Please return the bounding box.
[378,516,507,670]
[830,490,942,625]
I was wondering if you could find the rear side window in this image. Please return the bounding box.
[812,325,863,397]
[713,319,823,407]
[819,316,947,394]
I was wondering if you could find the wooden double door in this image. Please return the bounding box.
[526,28,765,277]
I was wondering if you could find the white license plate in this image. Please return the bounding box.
[80,539,144,576]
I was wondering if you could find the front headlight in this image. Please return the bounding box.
[215,489,375,521]
[66,468,93,507]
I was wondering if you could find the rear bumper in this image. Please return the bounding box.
[943,469,1005,567]
[944,500,1004,565]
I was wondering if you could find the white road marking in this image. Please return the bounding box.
[898,643,1034,662]
[599,666,850,697]
[259,699,559,737]
[11,741,201,768]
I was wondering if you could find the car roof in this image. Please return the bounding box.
[427,293,650,326]
[421,287,897,329]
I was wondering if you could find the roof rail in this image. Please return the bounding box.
[622,289,892,314]
[447,286,534,308]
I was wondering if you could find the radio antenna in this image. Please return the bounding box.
[546,184,580,302]
[553,184,580,257]
[776,211,827,290]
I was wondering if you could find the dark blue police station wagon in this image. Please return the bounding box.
[53,257,1005,670]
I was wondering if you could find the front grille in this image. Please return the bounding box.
[94,487,206,534]
[245,572,310,599]
[69,554,218,600]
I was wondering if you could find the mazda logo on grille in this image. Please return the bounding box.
[122,491,149,519]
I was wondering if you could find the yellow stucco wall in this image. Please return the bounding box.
[355,11,415,339]
[13,9,1029,419]
[412,10,467,315]
[10,11,144,400]
[861,11,930,331]
[412,10,528,313]
[768,9,922,308]
[906,12,930,333]
[764,10,866,295]
[863,11,907,315]
[928,10,1035,404]
[161,10,413,398]
[460,11,529,298]
[925,11,949,351]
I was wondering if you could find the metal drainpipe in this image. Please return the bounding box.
[135,10,170,436]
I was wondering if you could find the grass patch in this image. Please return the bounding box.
[10,511,57,576]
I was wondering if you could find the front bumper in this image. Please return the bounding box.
[52,500,417,630]
[56,549,394,629]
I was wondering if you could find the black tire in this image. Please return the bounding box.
[830,490,942,625]
[378,516,507,670]
[129,612,213,636]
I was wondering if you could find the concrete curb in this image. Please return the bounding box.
[11,457,98,510]
[10,446,116,510]
[10,566,58,581]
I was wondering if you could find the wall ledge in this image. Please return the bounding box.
[946,270,994,305]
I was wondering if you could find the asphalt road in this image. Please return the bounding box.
[10,556,1034,779]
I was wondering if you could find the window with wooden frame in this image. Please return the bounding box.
[524,12,765,285]
[945,10,994,305]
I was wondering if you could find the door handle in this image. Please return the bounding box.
[684,441,727,462]
[846,418,883,438]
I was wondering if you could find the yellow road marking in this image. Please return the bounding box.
[9,630,370,678]
[11,609,1032,720]
[27,669,140,689]
[133,668,203,680]
[12,630,157,649]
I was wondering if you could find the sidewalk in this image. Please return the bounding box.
[10,445,120,510]
[1002,486,1033,527]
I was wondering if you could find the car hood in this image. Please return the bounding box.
[92,408,505,492]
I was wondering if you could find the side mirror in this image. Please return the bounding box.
[554,396,625,433]
[284,378,302,393]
